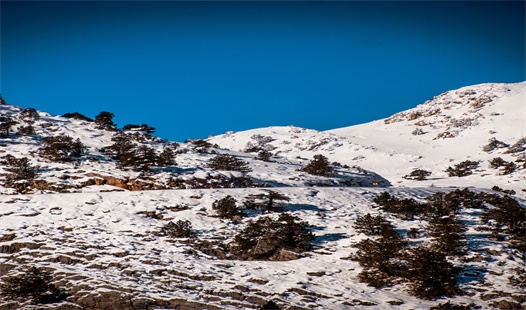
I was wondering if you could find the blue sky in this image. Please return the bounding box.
[1,1,524,142]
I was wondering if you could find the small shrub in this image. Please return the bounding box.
[403,246,461,299]
[489,157,508,168]
[426,216,467,256]
[208,154,251,172]
[243,190,290,213]
[403,169,431,181]
[412,128,426,135]
[20,108,40,123]
[232,213,314,260]
[162,220,193,238]
[502,162,517,175]
[352,227,408,277]
[373,192,425,220]
[300,154,334,177]
[1,155,37,181]
[505,137,526,154]
[482,195,525,235]
[491,186,516,195]
[157,147,177,166]
[482,138,509,152]
[187,139,216,153]
[0,115,18,137]
[0,266,68,304]
[62,112,94,122]
[18,125,35,135]
[256,150,273,162]
[353,213,393,236]
[445,160,479,177]
[122,124,155,135]
[212,195,243,219]
[94,111,117,131]
[38,135,84,162]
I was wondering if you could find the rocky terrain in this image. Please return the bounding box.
[0,82,524,309]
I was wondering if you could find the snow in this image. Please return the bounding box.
[0,81,525,308]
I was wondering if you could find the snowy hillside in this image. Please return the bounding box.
[0,82,524,310]
[210,82,526,197]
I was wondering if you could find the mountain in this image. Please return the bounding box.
[210,81,526,197]
[0,82,524,309]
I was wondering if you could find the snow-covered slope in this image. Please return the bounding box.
[0,82,524,310]
[210,82,526,197]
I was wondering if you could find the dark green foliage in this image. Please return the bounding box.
[118,144,157,171]
[162,220,193,238]
[424,192,462,218]
[445,160,479,177]
[208,154,251,172]
[256,150,273,162]
[157,147,177,166]
[187,139,216,153]
[482,138,509,152]
[37,135,84,162]
[122,124,155,135]
[300,154,334,177]
[0,267,68,304]
[94,111,116,131]
[502,162,517,175]
[353,213,394,236]
[20,108,40,122]
[352,227,408,278]
[243,190,290,213]
[482,195,525,234]
[232,213,314,260]
[505,137,526,154]
[492,186,516,195]
[403,246,461,299]
[0,94,6,105]
[427,216,467,256]
[1,155,37,182]
[403,169,431,181]
[0,115,18,137]
[212,195,243,219]
[373,192,425,220]
[102,133,175,170]
[62,112,94,122]
[259,300,281,310]
[489,157,507,168]
[18,125,35,135]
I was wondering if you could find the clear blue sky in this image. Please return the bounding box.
[1,1,524,142]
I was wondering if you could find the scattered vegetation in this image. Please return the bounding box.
[1,155,37,183]
[482,137,509,152]
[353,213,394,236]
[20,108,40,123]
[299,154,334,177]
[255,150,273,162]
[243,190,290,213]
[212,195,243,219]
[94,111,117,131]
[62,112,94,122]
[403,246,461,299]
[403,169,431,181]
[0,115,18,137]
[37,135,85,162]
[232,213,314,260]
[187,139,217,153]
[162,220,194,238]
[445,160,480,177]
[208,154,251,172]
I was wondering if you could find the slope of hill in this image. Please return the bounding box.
[209,82,526,197]
[0,82,524,309]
